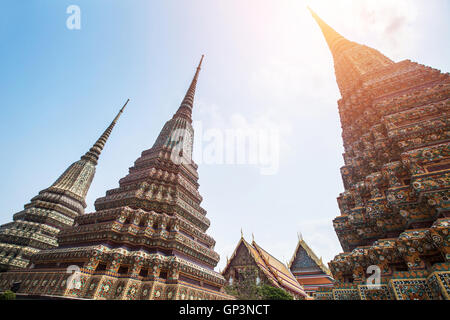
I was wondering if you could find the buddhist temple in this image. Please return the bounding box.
[222,234,310,300]
[0,56,233,300]
[288,234,334,297]
[0,100,128,272]
[308,8,450,300]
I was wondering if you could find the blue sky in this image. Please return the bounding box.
[0,0,449,271]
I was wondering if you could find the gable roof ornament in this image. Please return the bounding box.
[288,235,332,276]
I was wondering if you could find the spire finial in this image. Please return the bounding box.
[241,228,244,239]
[174,55,205,122]
[308,7,352,57]
[252,233,255,242]
[308,7,393,95]
[298,232,303,241]
[114,98,129,122]
[82,99,129,165]
[198,54,205,69]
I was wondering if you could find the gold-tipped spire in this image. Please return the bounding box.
[82,99,129,165]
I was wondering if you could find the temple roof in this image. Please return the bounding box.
[223,236,309,298]
[288,235,332,277]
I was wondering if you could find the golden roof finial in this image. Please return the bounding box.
[240,228,243,238]
[298,232,303,241]
[252,232,255,242]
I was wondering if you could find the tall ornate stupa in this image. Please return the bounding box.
[308,8,450,300]
[0,57,232,300]
[0,100,128,271]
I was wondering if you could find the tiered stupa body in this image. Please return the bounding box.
[0,101,128,271]
[0,57,231,300]
[288,235,334,297]
[308,9,450,300]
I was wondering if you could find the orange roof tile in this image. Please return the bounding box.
[297,277,334,286]
[252,241,307,296]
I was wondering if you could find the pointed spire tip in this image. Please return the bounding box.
[198,55,205,69]
[82,99,128,164]
[173,57,204,120]
[307,6,321,21]
[120,98,130,112]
